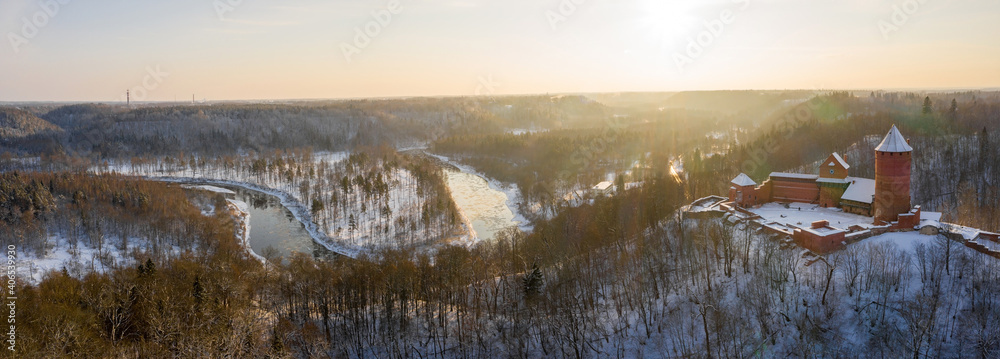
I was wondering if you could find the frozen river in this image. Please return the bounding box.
[441,167,523,241]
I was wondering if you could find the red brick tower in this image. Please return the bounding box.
[873,125,912,223]
[729,173,758,208]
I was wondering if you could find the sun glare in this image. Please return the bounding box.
[638,0,701,49]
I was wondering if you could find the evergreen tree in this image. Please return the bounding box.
[192,275,204,304]
[348,214,358,239]
[270,327,285,353]
[523,263,544,299]
[922,96,933,115]
[144,259,156,277]
[949,99,958,121]
[980,127,990,174]
[311,197,324,215]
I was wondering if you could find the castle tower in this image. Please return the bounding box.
[873,125,912,223]
[729,173,758,208]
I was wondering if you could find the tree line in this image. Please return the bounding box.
[683,91,1000,231]
[15,165,1000,357]
[105,147,463,250]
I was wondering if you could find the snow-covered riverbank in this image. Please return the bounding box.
[151,176,362,258]
[224,198,268,264]
[182,184,268,263]
[425,152,533,238]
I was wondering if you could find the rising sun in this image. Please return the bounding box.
[638,0,701,49]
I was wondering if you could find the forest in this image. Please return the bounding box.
[432,91,1000,232]
[96,147,463,252]
[0,95,623,161]
[11,167,1000,357]
[1,172,242,261]
[684,91,1000,232]
[5,90,1000,358]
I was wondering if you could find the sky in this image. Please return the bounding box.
[1,0,998,102]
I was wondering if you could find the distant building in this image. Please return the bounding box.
[727,125,918,228]
[592,181,614,196]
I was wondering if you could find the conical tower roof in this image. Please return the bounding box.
[731,173,757,187]
[875,125,912,153]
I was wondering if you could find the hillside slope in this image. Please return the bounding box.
[0,107,62,138]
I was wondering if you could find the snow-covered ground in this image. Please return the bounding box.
[182,184,236,195]
[313,151,350,166]
[506,127,547,136]
[18,234,184,284]
[19,189,269,283]
[968,238,1000,252]
[942,222,983,240]
[749,202,876,231]
[858,230,942,254]
[684,196,728,213]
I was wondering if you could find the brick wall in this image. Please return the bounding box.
[731,184,757,208]
[874,151,912,222]
[820,154,849,179]
[771,177,820,203]
[842,200,872,217]
[818,183,848,208]
[793,228,846,253]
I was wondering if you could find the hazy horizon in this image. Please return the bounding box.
[3,0,999,102]
[5,86,1000,106]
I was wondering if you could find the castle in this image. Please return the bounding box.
[728,125,921,229]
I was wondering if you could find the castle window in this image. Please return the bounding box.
[829,169,835,174]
